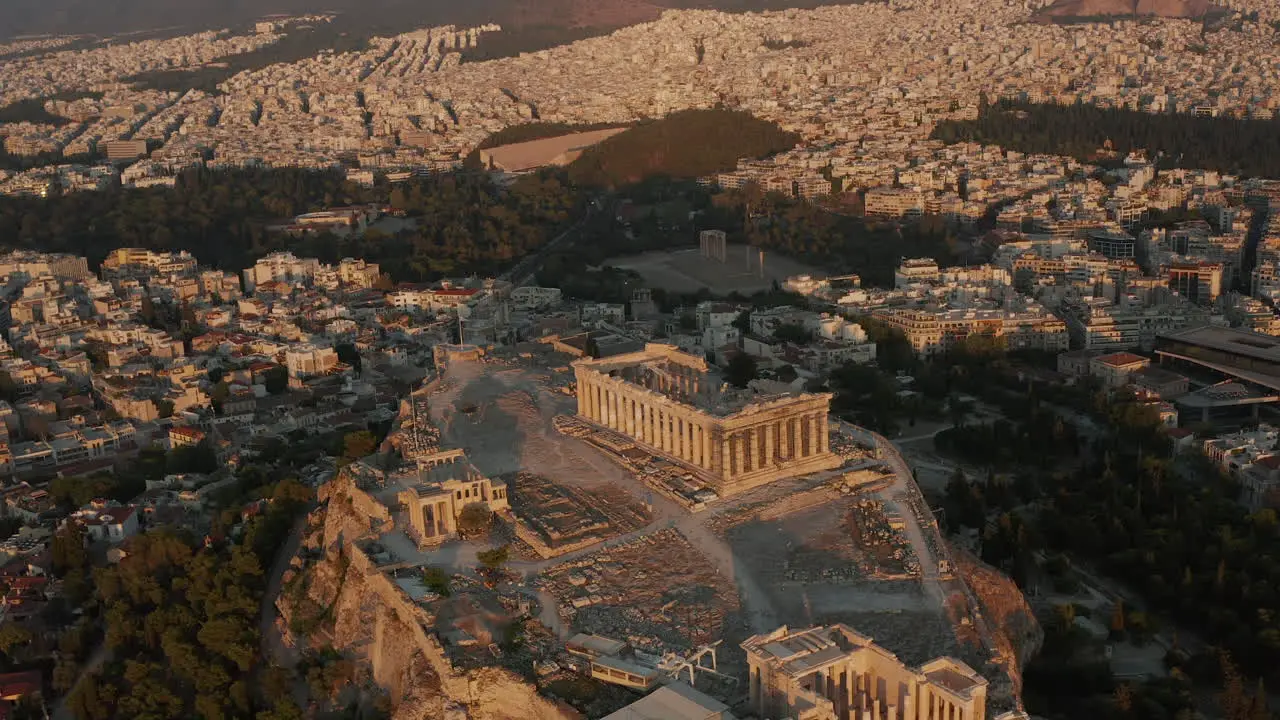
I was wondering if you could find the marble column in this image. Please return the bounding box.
[808,413,820,456]
[721,437,731,476]
[793,416,804,458]
[733,433,745,477]
[595,384,604,423]
[819,414,829,454]
[686,419,697,464]
[746,428,758,472]
[764,422,775,465]
[691,424,702,466]
[706,422,716,468]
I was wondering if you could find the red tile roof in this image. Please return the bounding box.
[0,670,41,700]
[1094,352,1148,368]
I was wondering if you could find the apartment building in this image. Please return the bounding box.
[1166,261,1223,306]
[243,252,322,292]
[872,305,1068,357]
[285,344,340,379]
[101,248,198,279]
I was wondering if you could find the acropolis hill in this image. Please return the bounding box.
[274,344,1041,720]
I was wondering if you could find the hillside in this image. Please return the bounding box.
[565,108,800,188]
[1034,0,1217,19]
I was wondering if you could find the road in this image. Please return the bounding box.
[50,643,109,720]
[500,199,600,288]
[259,510,314,668]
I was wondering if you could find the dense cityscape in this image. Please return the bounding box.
[0,0,1279,718]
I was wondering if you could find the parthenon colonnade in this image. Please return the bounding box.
[572,345,838,490]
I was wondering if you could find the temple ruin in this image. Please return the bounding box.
[573,344,842,495]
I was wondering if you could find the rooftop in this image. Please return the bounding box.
[1160,326,1280,364]
[1094,352,1149,368]
[601,682,734,720]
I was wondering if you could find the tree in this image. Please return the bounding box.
[0,623,32,659]
[262,366,288,394]
[52,525,88,576]
[725,352,758,389]
[421,567,451,597]
[456,504,493,539]
[335,343,362,374]
[209,381,230,413]
[477,545,510,571]
[341,431,377,462]
[772,323,812,344]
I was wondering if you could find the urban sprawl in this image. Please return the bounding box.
[5,0,1280,717]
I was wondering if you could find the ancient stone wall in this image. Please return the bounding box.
[286,470,580,720]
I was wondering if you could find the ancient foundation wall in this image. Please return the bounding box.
[315,473,578,720]
[506,513,605,560]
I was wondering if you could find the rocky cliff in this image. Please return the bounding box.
[277,467,579,720]
[952,547,1043,706]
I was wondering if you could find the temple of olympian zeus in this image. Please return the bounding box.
[572,344,841,495]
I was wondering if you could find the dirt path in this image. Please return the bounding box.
[873,433,945,606]
[259,510,313,668]
[50,643,108,720]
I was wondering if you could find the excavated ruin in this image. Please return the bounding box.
[276,468,580,720]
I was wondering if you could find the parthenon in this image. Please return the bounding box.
[572,344,841,494]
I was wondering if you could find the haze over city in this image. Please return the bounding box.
[0,0,1277,719]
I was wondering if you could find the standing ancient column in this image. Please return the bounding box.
[746,429,758,473]
[807,413,820,456]
[720,436,731,477]
[764,422,775,465]
[793,417,804,458]
[733,433,745,477]
[704,426,716,470]
[818,414,829,454]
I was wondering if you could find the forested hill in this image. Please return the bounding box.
[931,100,1280,177]
[565,108,801,188]
[0,168,579,281]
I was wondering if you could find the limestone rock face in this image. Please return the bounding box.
[277,469,580,720]
[953,547,1043,713]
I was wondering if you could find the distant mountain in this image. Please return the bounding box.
[2,0,865,40]
[1035,0,1218,20]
